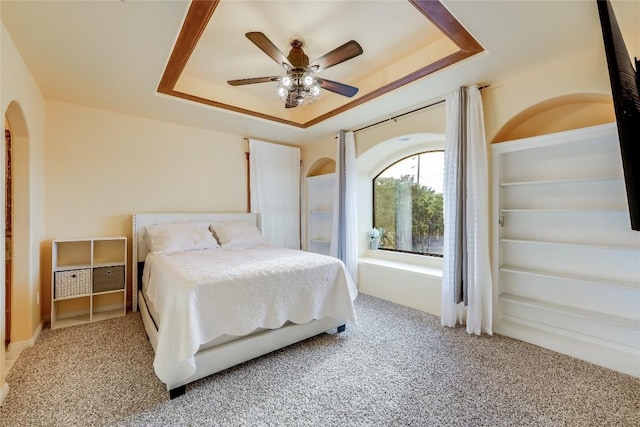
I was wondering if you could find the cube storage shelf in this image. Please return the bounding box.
[51,237,127,329]
[491,123,640,377]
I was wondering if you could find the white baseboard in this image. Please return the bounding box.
[0,382,9,406]
[6,322,43,360]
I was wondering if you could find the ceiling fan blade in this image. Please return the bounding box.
[227,76,280,86]
[309,40,363,72]
[316,78,359,97]
[246,32,291,68]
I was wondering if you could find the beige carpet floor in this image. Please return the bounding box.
[1,294,638,426]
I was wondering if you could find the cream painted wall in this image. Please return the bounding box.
[301,43,621,317]
[354,103,446,158]
[1,22,47,392]
[481,47,614,143]
[43,100,250,318]
[301,135,336,179]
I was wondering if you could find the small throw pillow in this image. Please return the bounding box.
[146,221,220,254]
[210,221,268,248]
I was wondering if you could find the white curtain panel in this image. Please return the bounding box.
[442,89,465,328]
[464,86,493,335]
[330,131,359,284]
[249,139,301,249]
[441,86,493,335]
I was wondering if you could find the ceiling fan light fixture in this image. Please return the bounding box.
[302,74,315,87]
[310,82,320,97]
[277,86,288,98]
[276,70,321,106]
[281,75,293,88]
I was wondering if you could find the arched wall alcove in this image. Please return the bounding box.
[306,157,335,177]
[4,100,32,349]
[492,93,614,143]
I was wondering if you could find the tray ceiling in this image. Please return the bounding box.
[158,0,482,128]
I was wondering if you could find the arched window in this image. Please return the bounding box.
[372,150,444,257]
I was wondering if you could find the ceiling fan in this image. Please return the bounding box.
[227,32,363,108]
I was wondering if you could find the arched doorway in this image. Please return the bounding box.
[3,101,30,357]
[4,123,12,348]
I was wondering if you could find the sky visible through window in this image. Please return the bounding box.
[378,151,444,193]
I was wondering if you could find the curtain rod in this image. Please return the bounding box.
[352,84,490,134]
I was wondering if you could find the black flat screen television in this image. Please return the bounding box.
[597,0,640,231]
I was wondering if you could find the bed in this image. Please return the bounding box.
[132,212,358,399]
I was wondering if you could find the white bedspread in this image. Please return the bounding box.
[143,245,358,385]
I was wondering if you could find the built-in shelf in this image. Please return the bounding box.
[500,209,627,214]
[492,123,640,377]
[499,266,640,290]
[307,174,335,256]
[497,317,640,355]
[500,177,623,187]
[500,238,640,252]
[499,294,638,329]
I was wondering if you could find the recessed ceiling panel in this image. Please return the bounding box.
[158,0,483,128]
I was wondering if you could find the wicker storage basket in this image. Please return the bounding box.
[55,268,91,299]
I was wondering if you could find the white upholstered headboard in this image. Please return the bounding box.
[131,212,260,311]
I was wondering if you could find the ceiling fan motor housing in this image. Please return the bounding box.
[287,40,309,67]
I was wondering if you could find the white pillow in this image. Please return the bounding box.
[146,221,220,254]
[210,221,268,248]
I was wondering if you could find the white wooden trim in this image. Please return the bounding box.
[6,321,42,358]
[0,383,9,406]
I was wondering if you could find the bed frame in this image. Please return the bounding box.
[132,212,347,399]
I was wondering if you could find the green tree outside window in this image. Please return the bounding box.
[373,151,444,256]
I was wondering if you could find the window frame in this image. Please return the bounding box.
[372,149,445,258]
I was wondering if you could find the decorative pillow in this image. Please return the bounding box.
[210,221,268,248]
[146,221,220,254]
